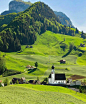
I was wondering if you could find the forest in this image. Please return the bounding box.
[0,2,86,52]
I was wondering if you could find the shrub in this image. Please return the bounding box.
[65,68,70,71]
[16,80,19,84]
[43,77,48,83]
[35,62,38,68]
[37,77,39,81]
[0,82,2,87]
[78,52,82,57]
[3,78,9,86]
[0,56,6,74]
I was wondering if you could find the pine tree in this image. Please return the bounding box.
[35,62,38,68]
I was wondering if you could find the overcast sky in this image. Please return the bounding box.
[0,0,86,32]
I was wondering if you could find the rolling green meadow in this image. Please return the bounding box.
[0,31,86,80]
[0,84,86,104]
[0,31,86,103]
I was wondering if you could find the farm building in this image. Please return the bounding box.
[29,80,40,84]
[26,65,31,69]
[70,80,81,86]
[26,65,34,69]
[0,80,4,87]
[12,78,20,84]
[30,66,35,69]
[48,66,66,85]
[59,60,66,64]
[21,77,26,83]
[80,43,85,47]
[26,45,29,48]
[12,77,26,84]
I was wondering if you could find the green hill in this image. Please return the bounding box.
[0,84,86,104]
[0,1,61,52]
[0,1,84,52]
[0,32,86,104]
[0,31,86,82]
[0,12,22,32]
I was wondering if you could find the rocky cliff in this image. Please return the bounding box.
[1,0,32,15]
[9,0,32,12]
[0,0,74,28]
[54,11,74,28]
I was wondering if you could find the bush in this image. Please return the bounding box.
[0,82,2,87]
[65,68,70,71]
[78,52,82,57]
[16,80,19,84]
[0,56,6,74]
[35,62,38,68]
[43,77,48,84]
[3,78,9,86]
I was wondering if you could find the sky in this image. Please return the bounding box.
[0,0,86,32]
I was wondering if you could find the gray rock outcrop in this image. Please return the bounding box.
[9,0,31,12]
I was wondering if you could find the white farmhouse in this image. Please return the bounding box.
[48,66,66,85]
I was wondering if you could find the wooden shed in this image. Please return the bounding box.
[59,60,66,64]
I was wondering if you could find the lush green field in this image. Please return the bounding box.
[0,31,86,82]
[0,31,86,104]
[0,84,86,104]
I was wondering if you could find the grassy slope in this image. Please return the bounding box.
[0,84,86,104]
[0,31,86,104]
[0,31,86,81]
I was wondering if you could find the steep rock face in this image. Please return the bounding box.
[9,0,31,12]
[54,11,74,28]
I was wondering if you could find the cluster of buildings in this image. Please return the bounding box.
[48,65,81,86]
[26,65,35,69]
[0,65,82,87]
[80,43,85,47]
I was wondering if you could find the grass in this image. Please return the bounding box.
[0,31,86,104]
[0,84,86,104]
[0,31,86,81]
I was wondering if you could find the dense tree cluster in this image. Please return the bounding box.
[0,56,6,74]
[0,2,85,52]
[0,13,21,31]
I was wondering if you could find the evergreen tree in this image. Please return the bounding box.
[3,78,9,86]
[35,62,38,68]
[0,56,6,74]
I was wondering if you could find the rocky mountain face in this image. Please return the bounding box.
[54,11,74,28]
[1,0,74,28]
[1,0,32,15]
[9,0,31,12]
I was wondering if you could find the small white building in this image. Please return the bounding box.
[70,80,81,86]
[48,66,66,85]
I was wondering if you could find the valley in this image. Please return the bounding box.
[0,1,86,104]
[0,31,86,82]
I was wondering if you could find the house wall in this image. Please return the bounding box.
[70,82,75,86]
[76,81,81,85]
[70,81,81,86]
[48,78,66,84]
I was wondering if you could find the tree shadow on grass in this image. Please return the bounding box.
[28,68,37,74]
[62,50,71,58]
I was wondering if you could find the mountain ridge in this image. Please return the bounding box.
[0,2,60,52]
[0,1,85,52]
[54,11,74,28]
[0,0,74,28]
